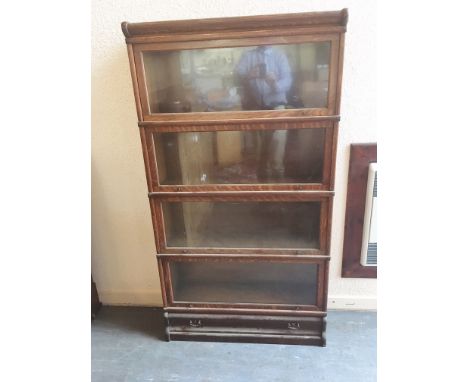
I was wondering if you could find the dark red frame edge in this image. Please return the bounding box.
[341,143,377,278]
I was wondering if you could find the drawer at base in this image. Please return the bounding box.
[165,312,324,335]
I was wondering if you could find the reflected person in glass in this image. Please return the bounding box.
[235,46,293,180]
[235,45,293,110]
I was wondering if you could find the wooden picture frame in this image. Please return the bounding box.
[342,143,377,278]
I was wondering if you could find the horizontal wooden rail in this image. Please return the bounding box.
[122,9,348,38]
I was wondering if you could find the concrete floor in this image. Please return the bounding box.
[92,307,376,382]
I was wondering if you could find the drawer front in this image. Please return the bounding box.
[167,313,324,335]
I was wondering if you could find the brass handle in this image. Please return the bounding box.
[189,319,202,328]
[288,322,300,330]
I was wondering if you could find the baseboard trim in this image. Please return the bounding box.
[99,290,163,307]
[98,291,376,311]
[328,296,376,311]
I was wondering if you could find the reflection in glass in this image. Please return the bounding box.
[143,42,330,113]
[235,45,292,110]
[162,201,321,248]
[154,128,325,185]
[170,261,318,305]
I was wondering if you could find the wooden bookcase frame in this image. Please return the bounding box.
[122,8,348,346]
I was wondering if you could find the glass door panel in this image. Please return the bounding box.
[154,128,325,185]
[162,201,321,249]
[170,261,318,305]
[143,42,331,113]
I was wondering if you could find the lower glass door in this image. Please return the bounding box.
[168,260,319,306]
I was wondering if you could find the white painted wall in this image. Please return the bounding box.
[92,0,377,310]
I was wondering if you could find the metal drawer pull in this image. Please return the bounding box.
[189,319,202,328]
[288,322,300,330]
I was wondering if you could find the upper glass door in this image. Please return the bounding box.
[142,42,330,113]
[134,35,339,119]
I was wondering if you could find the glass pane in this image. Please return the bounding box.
[154,128,325,185]
[162,201,320,249]
[170,261,318,305]
[143,42,330,113]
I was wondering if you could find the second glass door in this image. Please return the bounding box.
[153,128,325,186]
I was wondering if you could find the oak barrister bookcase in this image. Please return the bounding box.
[122,8,347,346]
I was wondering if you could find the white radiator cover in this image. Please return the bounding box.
[361,162,377,266]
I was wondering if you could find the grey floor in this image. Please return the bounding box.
[92,307,376,382]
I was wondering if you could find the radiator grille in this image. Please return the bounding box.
[366,242,377,265]
[373,173,377,197]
